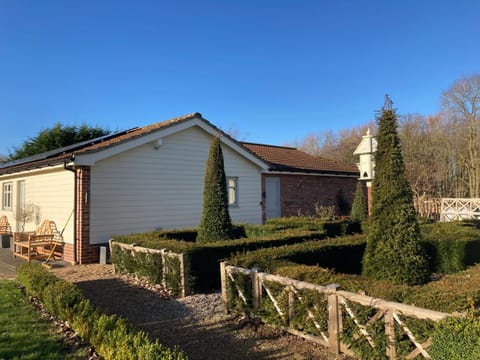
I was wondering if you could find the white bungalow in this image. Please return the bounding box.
[0,113,268,263]
[0,113,358,264]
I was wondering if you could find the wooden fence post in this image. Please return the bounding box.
[252,267,261,312]
[109,239,116,273]
[288,287,295,324]
[160,249,167,289]
[385,309,396,359]
[220,262,229,314]
[178,253,187,298]
[327,284,341,355]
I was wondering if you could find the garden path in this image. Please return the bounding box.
[52,264,354,360]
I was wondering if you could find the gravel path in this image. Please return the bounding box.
[52,264,353,360]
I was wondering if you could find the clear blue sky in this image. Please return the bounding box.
[1,0,479,156]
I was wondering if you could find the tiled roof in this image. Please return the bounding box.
[0,112,202,175]
[0,112,358,177]
[241,142,358,175]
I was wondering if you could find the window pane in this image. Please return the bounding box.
[227,177,238,206]
[3,183,12,210]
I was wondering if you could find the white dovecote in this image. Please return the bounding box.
[353,129,377,181]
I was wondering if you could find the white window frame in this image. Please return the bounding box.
[2,182,12,211]
[227,177,238,207]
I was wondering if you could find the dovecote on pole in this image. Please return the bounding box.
[354,129,377,214]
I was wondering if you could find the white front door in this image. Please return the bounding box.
[265,177,281,219]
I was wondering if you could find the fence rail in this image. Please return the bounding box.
[221,262,455,359]
[440,198,480,222]
[109,240,188,297]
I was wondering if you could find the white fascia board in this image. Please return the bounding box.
[0,164,68,180]
[264,170,358,178]
[73,117,269,170]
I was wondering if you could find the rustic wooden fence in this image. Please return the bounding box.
[414,196,441,221]
[109,240,188,297]
[221,262,455,359]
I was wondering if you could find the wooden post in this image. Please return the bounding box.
[178,253,186,298]
[385,309,396,359]
[327,284,341,355]
[108,239,117,274]
[252,267,261,312]
[288,287,295,324]
[161,249,167,289]
[220,262,229,314]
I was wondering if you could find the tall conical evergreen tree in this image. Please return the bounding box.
[350,181,368,223]
[197,136,233,243]
[362,96,429,285]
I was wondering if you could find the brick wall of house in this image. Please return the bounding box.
[264,173,358,218]
[63,243,75,264]
[76,166,98,264]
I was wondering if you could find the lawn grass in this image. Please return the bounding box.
[0,280,84,360]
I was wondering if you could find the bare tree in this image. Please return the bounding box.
[442,74,480,198]
[13,202,36,232]
[295,123,375,165]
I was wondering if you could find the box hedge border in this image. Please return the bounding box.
[111,219,359,293]
[16,264,186,360]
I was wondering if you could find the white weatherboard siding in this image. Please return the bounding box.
[0,167,75,244]
[89,126,262,244]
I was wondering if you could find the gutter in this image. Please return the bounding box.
[63,161,77,264]
[264,170,359,178]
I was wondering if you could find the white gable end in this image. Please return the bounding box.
[89,125,263,244]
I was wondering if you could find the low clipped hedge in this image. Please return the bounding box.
[429,314,480,360]
[113,229,327,293]
[228,235,367,275]
[16,264,186,360]
[111,218,359,292]
[422,221,480,273]
[111,219,480,294]
[228,221,480,278]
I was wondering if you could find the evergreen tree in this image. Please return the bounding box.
[197,136,233,243]
[9,123,110,160]
[350,181,368,222]
[362,96,429,285]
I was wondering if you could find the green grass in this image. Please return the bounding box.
[0,280,84,360]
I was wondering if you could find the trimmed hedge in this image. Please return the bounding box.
[111,218,359,292]
[429,314,480,360]
[112,220,480,294]
[422,221,480,273]
[16,264,186,360]
[229,235,367,275]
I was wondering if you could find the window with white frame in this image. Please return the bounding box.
[227,177,238,206]
[2,182,12,211]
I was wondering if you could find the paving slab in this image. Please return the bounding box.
[0,248,71,279]
[0,248,24,279]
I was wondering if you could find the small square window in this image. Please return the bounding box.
[2,182,12,211]
[227,177,238,207]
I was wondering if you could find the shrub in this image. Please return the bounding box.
[422,221,480,273]
[429,315,480,360]
[197,136,233,243]
[350,181,368,223]
[16,264,186,360]
[362,98,429,285]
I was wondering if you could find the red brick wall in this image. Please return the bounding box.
[75,166,98,264]
[264,173,357,218]
[62,243,75,264]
